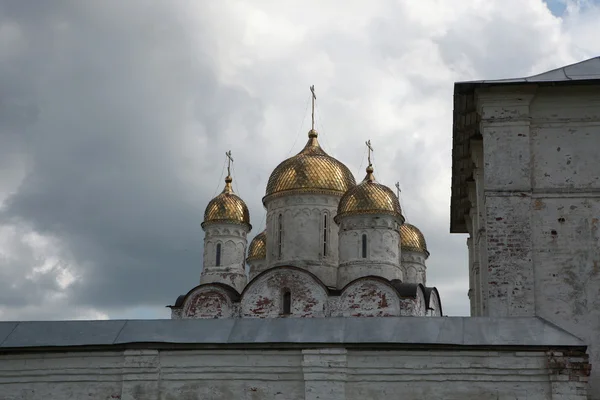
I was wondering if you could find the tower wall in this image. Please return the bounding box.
[264,194,340,287]
[400,250,427,286]
[201,223,249,293]
[337,214,402,289]
[247,258,267,281]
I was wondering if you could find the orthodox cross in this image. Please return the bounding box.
[310,85,317,130]
[395,182,401,198]
[225,150,233,176]
[365,140,373,166]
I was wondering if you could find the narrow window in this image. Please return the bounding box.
[278,214,283,259]
[323,213,328,256]
[282,290,291,314]
[361,234,367,258]
[216,243,222,266]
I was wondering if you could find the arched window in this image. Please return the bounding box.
[323,213,328,257]
[277,214,283,259]
[216,243,222,266]
[282,290,291,315]
[361,234,367,258]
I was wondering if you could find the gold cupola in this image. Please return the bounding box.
[202,174,251,229]
[400,223,429,257]
[335,164,404,223]
[246,230,266,261]
[263,129,356,204]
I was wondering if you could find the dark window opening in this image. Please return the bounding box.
[278,214,283,259]
[282,290,291,314]
[216,243,222,266]
[361,234,367,258]
[323,214,328,256]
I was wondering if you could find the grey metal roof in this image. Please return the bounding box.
[0,317,584,350]
[456,56,600,88]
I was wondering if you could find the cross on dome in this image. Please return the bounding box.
[365,140,373,166]
[225,150,234,177]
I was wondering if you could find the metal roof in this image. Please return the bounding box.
[0,317,584,350]
[457,56,600,87]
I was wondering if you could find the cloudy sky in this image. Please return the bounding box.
[1,0,599,321]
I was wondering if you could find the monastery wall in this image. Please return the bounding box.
[475,84,600,397]
[0,347,589,400]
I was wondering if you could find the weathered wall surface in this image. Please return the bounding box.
[201,224,249,293]
[0,347,589,400]
[240,267,329,318]
[265,194,340,287]
[337,215,402,288]
[475,84,600,397]
[400,250,426,285]
[529,86,600,398]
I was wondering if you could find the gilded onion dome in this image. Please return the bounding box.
[263,129,356,204]
[335,165,404,222]
[247,230,266,261]
[202,175,251,229]
[400,223,429,257]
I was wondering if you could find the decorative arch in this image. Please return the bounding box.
[336,276,402,317]
[178,283,240,319]
[424,287,443,317]
[240,266,329,318]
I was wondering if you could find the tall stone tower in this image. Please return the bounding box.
[335,161,405,289]
[200,152,251,293]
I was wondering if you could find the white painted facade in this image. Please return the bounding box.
[174,266,439,318]
[337,214,403,288]
[400,250,427,285]
[200,223,249,293]
[247,257,267,281]
[451,57,600,398]
[0,346,589,400]
[264,194,340,287]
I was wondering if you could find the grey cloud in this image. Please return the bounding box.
[0,0,264,316]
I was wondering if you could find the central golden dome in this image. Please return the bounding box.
[202,176,251,228]
[263,130,356,204]
[247,230,266,261]
[335,165,404,222]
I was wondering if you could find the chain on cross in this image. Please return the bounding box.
[225,150,234,176]
[365,140,373,166]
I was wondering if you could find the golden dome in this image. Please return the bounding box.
[400,223,429,256]
[202,175,251,228]
[247,230,266,261]
[335,165,404,222]
[263,130,356,204]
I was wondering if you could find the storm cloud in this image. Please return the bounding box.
[1,0,599,319]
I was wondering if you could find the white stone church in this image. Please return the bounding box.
[1,57,599,400]
[168,116,442,319]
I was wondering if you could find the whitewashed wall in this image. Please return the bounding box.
[201,223,249,293]
[0,347,589,400]
[472,84,600,397]
[337,215,402,288]
[400,250,426,285]
[265,194,340,287]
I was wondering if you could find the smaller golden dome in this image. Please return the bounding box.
[335,165,404,222]
[400,223,429,256]
[202,175,251,228]
[247,230,266,261]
